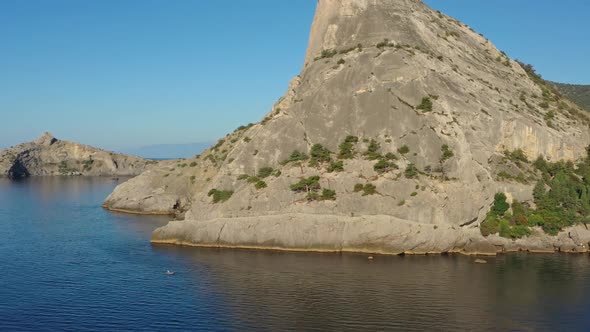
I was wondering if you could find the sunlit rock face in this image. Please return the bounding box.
[0,132,152,179]
[106,0,590,254]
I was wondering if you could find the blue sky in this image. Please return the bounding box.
[1,0,588,150]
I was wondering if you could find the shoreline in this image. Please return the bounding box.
[150,238,584,257]
[148,213,590,257]
[102,204,175,216]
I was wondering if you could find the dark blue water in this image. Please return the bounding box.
[1,177,590,331]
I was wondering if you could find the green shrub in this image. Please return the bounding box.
[492,193,510,216]
[398,145,410,155]
[504,149,529,163]
[384,152,398,160]
[404,163,418,178]
[213,139,225,150]
[255,180,267,190]
[498,219,531,239]
[416,97,433,112]
[440,144,454,163]
[236,123,254,131]
[238,174,250,181]
[480,213,500,236]
[338,136,359,159]
[321,189,336,201]
[315,49,337,60]
[362,184,377,196]
[281,150,309,165]
[410,192,418,197]
[272,170,282,177]
[374,159,397,174]
[327,161,344,173]
[257,167,274,178]
[364,139,382,160]
[545,110,555,121]
[309,144,332,166]
[337,58,345,65]
[290,176,321,193]
[354,183,364,192]
[189,162,197,167]
[208,189,233,203]
[247,176,260,184]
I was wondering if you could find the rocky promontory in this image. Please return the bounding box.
[0,132,154,179]
[105,0,590,255]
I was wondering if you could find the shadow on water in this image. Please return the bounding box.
[152,244,590,331]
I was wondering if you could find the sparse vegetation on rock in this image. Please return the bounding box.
[281,150,309,165]
[338,136,359,159]
[309,144,332,166]
[416,97,433,112]
[208,189,233,203]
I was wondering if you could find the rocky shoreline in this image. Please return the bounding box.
[149,213,590,256]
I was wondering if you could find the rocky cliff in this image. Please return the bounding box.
[104,0,590,254]
[0,132,154,179]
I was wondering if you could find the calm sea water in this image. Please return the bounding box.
[1,177,590,331]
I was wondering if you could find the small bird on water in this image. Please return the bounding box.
[165,270,176,275]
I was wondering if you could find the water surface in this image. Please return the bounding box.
[1,177,589,331]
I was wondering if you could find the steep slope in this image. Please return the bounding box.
[551,82,590,111]
[105,0,590,254]
[0,132,154,179]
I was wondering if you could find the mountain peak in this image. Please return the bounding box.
[304,0,425,63]
[34,132,57,146]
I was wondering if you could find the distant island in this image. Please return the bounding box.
[104,0,590,256]
[0,132,155,179]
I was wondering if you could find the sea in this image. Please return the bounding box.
[1,177,589,331]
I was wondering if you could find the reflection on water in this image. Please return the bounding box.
[1,177,590,331]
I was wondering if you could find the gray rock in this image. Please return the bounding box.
[107,0,590,254]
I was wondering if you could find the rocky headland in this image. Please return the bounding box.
[104,0,590,255]
[0,132,154,179]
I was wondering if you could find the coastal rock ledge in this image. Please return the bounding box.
[151,214,590,255]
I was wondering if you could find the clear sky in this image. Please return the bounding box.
[1,0,588,150]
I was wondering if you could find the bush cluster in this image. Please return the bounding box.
[480,193,531,239]
[281,150,309,165]
[309,144,332,167]
[338,136,359,159]
[290,175,336,201]
[416,97,433,112]
[208,189,234,203]
[354,183,377,196]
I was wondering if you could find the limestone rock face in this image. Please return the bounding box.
[0,133,153,179]
[105,0,590,253]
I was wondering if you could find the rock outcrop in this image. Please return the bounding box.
[105,0,590,254]
[0,132,154,179]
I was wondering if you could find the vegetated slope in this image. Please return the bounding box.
[551,82,590,111]
[105,0,590,254]
[0,132,154,179]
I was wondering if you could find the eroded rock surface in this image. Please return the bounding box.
[105,0,590,254]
